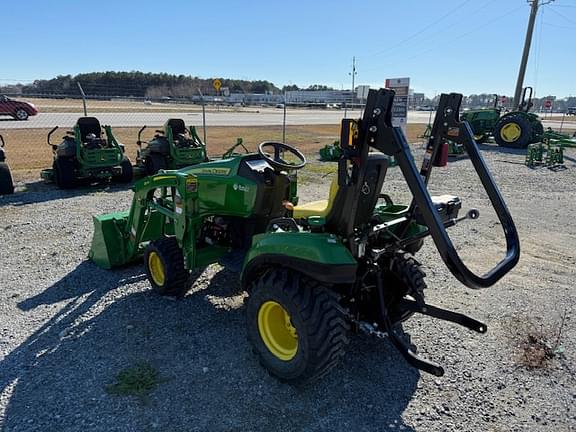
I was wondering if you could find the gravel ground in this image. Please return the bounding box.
[0,144,575,432]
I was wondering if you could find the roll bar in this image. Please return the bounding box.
[47,126,59,147]
[365,89,520,289]
[137,125,147,146]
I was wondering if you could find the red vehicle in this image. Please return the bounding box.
[0,95,39,120]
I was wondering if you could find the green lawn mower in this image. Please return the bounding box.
[41,117,133,188]
[134,119,208,177]
[0,134,15,195]
[461,88,543,149]
[90,88,520,382]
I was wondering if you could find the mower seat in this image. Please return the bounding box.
[77,117,102,143]
[166,119,186,136]
[292,178,339,219]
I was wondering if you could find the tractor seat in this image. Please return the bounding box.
[293,178,339,219]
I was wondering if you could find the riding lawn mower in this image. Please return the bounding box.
[134,118,208,177]
[0,134,14,195]
[40,117,133,188]
[89,88,520,382]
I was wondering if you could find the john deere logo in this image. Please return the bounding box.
[233,183,249,192]
[197,167,230,175]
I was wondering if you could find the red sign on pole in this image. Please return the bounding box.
[544,100,552,109]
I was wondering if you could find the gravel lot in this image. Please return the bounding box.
[0,144,575,432]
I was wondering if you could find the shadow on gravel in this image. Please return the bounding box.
[0,180,133,207]
[2,264,419,432]
[477,143,526,156]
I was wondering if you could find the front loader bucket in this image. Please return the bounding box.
[88,210,131,269]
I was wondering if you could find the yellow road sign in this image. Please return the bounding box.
[213,79,222,91]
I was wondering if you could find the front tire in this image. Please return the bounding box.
[246,269,350,383]
[0,162,14,195]
[144,237,190,297]
[54,158,76,189]
[145,153,167,175]
[115,157,133,183]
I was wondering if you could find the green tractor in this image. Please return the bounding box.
[461,88,543,149]
[134,119,207,177]
[460,94,501,144]
[89,88,520,382]
[41,117,133,188]
[0,134,15,195]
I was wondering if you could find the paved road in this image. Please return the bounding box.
[1,109,575,129]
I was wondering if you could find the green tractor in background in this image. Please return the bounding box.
[0,134,14,195]
[89,88,519,382]
[134,118,207,177]
[319,140,342,161]
[461,87,543,149]
[460,94,501,144]
[41,117,133,189]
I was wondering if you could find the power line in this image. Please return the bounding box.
[361,4,524,72]
[547,4,576,24]
[542,20,576,28]
[362,0,476,58]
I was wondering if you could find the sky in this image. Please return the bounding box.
[1,0,575,98]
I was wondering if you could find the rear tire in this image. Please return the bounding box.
[0,162,14,195]
[494,114,532,148]
[245,269,350,383]
[145,153,167,175]
[380,253,427,325]
[54,158,76,189]
[115,157,133,183]
[144,237,190,297]
[14,109,29,121]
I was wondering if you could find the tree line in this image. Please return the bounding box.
[0,72,342,99]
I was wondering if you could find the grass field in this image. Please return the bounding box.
[3,124,427,181]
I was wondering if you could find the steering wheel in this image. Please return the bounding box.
[258,141,306,171]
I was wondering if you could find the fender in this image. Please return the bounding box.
[241,231,357,287]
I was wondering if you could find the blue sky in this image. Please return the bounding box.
[1,0,575,98]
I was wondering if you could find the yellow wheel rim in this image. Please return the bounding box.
[500,122,522,143]
[148,251,165,286]
[258,301,298,361]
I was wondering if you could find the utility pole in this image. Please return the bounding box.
[513,0,553,109]
[350,56,357,113]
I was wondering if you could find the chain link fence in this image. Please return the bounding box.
[0,84,372,179]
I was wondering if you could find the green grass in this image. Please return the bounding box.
[106,362,167,403]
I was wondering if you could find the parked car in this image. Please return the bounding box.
[0,95,39,120]
[567,107,576,116]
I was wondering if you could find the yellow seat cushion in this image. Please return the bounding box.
[293,178,339,219]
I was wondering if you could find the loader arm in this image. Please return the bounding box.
[89,172,199,269]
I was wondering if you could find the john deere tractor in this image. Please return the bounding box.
[90,88,519,382]
[134,119,207,177]
[41,117,133,188]
[493,87,543,148]
[460,88,543,149]
[460,94,501,144]
[0,134,14,195]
